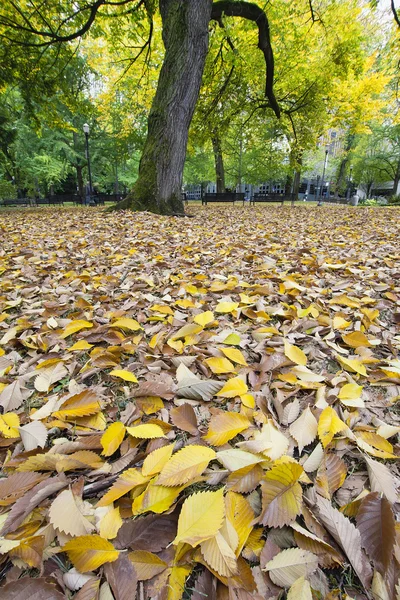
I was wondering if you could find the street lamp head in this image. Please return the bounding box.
[83,123,90,134]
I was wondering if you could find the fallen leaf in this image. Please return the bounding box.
[63,535,119,572]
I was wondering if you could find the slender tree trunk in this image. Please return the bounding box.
[292,159,302,204]
[76,165,84,200]
[336,133,355,196]
[73,132,85,200]
[393,157,400,195]
[116,0,212,214]
[211,132,225,193]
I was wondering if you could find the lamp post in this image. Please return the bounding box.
[83,123,93,206]
[318,147,329,206]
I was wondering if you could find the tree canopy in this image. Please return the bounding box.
[0,0,398,210]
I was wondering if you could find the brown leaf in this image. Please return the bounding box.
[364,455,398,504]
[192,569,217,600]
[115,513,178,551]
[170,403,198,435]
[226,464,264,493]
[104,554,138,600]
[0,380,24,411]
[315,453,347,499]
[73,578,100,600]
[0,577,66,599]
[132,379,175,399]
[315,496,372,590]
[1,475,67,535]
[0,472,49,505]
[356,492,395,574]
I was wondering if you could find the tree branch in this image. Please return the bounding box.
[392,0,400,28]
[0,0,146,47]
[211,0,280,118]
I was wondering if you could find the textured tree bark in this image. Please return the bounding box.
[335,133,355,196]
[211,132,225,193]
[117,0,212,214]
[292,160,302,204]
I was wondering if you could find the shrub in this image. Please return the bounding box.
[0,180,16,200]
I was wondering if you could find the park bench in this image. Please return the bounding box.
[250,193,293,205]
[1,198,32,207]
[202,192,245,205]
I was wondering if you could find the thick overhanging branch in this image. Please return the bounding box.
[392,0,400,27]
[0,0,146,47]
[210,0,280,118]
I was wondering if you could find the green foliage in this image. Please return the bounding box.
[0,180,16,200]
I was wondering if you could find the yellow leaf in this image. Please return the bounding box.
[201,531,238,577]
[128,550,167,580]
[329,294,360,308]
[142,443,175,477]
[101,422,126,456]
[170,323,203,341]
[336,355,367,376]
[215,302,239,313]
[109,369,138,383]
[97,468,149,507]
[318,407,347,448]
[99,507,123,540]
[167,565,192,600]
[167,339,184,352]
[133,479,184,514]
[216,377,248,398]
[338,383,363,400]
[204,412,251,446]
[157,445,216,486]
[342,331,371,348]
[193,311,215,326]
[173,489,225,547]
[223,333,241,345]
[287,576,313,600]
[126,424,165,439]
[150,304,174,315]
[225,491,254,555]
[241,393,255,409]
[69,340,93,351]
[284,341,307,366]
[356,436,398,459]
[52,390,102,420]
[260,462,304,527]
[110,318,142,331]
[0,412,20,438]
[204,357,235,374]
[333,316,352,330]
[60,319,93,338]
[63,535,119,572]
[216,449,263,471]
[221,348,247,366]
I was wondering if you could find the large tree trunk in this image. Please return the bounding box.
[118,0,212,214]
[211,132,225,193]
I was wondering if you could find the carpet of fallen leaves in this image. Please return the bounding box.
[0,205,399,600]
